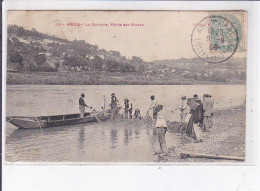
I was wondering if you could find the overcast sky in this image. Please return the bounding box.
[8,11,247,61]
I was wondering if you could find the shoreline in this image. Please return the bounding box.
[156,103,246,163]
[7,71,246,85]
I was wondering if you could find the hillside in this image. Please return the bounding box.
[7,25,246,85]
[7,25,146,73]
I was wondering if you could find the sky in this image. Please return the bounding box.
[7,11,247,62]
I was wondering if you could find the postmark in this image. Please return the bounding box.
[210,11,246,52]
[191,15,239,63]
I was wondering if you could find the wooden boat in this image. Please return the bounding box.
[7,112,110,129]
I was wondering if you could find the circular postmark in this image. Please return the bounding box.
[191,15,239,63]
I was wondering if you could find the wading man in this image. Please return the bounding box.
[110,93,119,120]
[79,93,89,118]
[147,95,158,122]
[124,98,133,119]
[155,104,168,154]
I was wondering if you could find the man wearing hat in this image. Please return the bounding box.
[124,98,133,119]
[79,93,89,118]
[202,94,211,131]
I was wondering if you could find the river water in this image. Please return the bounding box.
[5,85,245,162]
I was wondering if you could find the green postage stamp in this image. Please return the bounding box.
[191,11,247,63]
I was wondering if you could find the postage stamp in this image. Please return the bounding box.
[210,11,247,52]
[191,11,247,63]
[191,15,239,63]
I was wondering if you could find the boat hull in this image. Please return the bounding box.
[45,117,97,128]
[9,115,98,129]
[9,117,45,129]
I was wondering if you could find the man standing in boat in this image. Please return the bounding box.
[79,93,89,118]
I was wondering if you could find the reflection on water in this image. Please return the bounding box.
[5,85,245,162]
[78,127,85,153]
[124,129,130,146]
[6,121,180,162]
[110,129,118,149]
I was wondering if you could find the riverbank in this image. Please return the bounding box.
[157,104,246,163]
[7,71,246,85]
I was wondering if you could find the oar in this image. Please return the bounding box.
[35,117,43,130]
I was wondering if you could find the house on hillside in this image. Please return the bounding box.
[170,68,176,73]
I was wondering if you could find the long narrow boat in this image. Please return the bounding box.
[7,112,110,129]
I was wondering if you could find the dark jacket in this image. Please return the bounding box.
[193,103,204,125]
[79,97,88,107]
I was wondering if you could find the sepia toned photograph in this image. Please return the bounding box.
[5,10,247,163]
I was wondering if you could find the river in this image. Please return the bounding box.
[5,85,245,162]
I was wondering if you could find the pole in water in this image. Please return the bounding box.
[35,117,43,130]
[103,95,106,112]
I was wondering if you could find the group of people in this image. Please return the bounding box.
[78,92,214,155]
[180,94,214,143]
[109,93,143,120]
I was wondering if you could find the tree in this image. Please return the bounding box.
[105,60,120,72]
[92,55,103,70]
[34,53,46,65]
[130,56,145,72]
[120,63,136,72]
[81,57,91,71]
[9,52,23,71]
[63,55,80,71]
[54,62,60,69]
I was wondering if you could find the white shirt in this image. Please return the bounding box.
[149,99,158,110]
[180,100,189,114]
[155,110,167,128]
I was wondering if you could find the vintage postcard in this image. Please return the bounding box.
[5,10,247,163]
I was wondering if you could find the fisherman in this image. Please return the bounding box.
[192,101,204,143]
[147,95,158,121]
[196,99,204,127]
[186,96,203,143]
[180,96,188,123]
[133,109,142,119]
[124,98,133,119]
[202,94,209,131]
[186,95,198,137]
[109,93,119,119]
[154,104,168,154]
[208,94,214,128]
[79,93,89,118]
[202,94,215,131]
[193,94,200,101]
